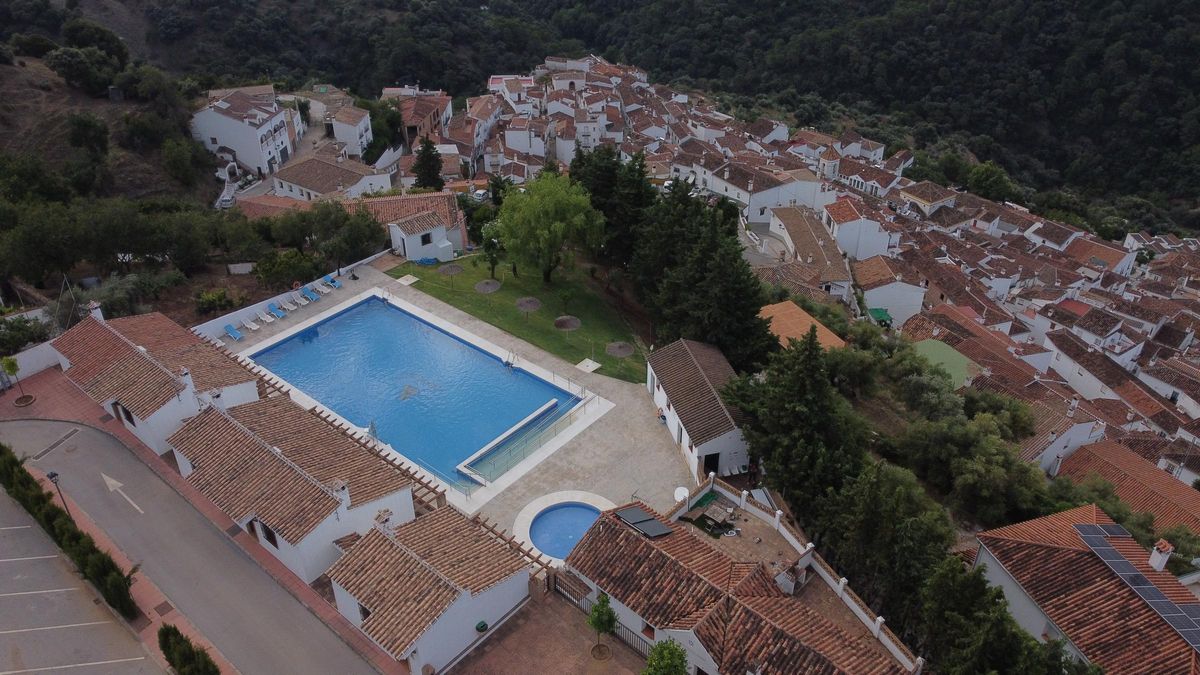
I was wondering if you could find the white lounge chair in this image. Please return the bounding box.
[279,297,298,312]
[256,309,276,324]
[242,317,261,331]
[292,291,310,307]
[313,281,333,294]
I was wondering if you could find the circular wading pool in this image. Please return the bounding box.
[529,502,601,560]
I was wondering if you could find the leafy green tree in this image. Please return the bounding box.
[494,172,603,283]
[0,317,50,356]
[967,161,1020,203]
[0,201,82,285]
[653,215,775,371]
[162,138,198,186]
[270,210,315,252]
[725,328,864,522]
[477,222,503,279]
[643,638,688,675]
[488,174,511,207]
[823,461,954,632]
[962,388,1036,441]
[412,137,444,191]
[587,593,617,647]
[66,113,108,160]
[45,47,119,96]
[255,249,321,290]
[62,18,129,67]
[9,34,59,58]
[0,153,71,203]
[318,207,382,268]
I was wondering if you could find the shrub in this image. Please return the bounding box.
[9,33,59,58]
[0,443,138,619]
[0,44,13,66]
[158,624,220,675]
[195,288,237,315]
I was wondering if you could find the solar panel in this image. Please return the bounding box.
[1151,600,1185,616]
[1096,547,1126,561]
[1101,523,1131,537]
[1081,535,1111,549]
[1166,615,1199,632]
[632,519,673,538]
[1182,606,1200,620]
[1123,573,1154,587]
[1074,524,1106,537]
[1181,629,1200,646]
[1106,560,1139,575]
[615,506,654,525]
[1136,586,1169,602]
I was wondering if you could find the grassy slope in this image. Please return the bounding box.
[388,259,646,383]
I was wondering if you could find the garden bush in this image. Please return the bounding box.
[158,624,220,675]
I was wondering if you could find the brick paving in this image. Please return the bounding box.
[449,593,644,675]
[0,369,406,675]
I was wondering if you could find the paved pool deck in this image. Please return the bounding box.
[218,260,693,533]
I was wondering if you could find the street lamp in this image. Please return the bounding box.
[46,471,71,519]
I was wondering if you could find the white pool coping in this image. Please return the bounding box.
[513,491,616,567]
[235,286,613,514]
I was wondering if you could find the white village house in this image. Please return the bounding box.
[274,154,392,201]
[646,339,749,479]
[190,85,304,177]
[388,211,456,262]
[331,105,374,158]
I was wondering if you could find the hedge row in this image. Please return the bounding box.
[158,624,220,675]
[0,443,138,619]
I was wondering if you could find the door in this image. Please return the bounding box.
[703,453,720,476]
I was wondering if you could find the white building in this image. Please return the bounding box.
[273,155,392,201]
[167,396,418,583]
[646,339,749,480]
[51,309,259,455]
[332,106,373,158]
[854,256,927,326]
[326,507,531,674]
[823,197,892,260]
[388,211,456,262]
[191,85,303,177]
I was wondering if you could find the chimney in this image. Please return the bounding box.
[1150,539,1174,571]
[806,255,813,264]
[87,300,104,322]
[1067,396,1079,418]
[374,508,394,532]
[177,367,194,395]
[329,478,350,506]
[723,167,730,179]
[1126,410,1135,422]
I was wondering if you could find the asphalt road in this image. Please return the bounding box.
[0,420,375,675]
[0,491,163,675]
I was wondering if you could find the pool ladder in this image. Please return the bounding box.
[504,350,518,369]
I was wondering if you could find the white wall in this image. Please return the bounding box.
[976,546,1087,663]
[696,428,749,476]
[1138,370,1200,419]
[1046,348,1118,401]
[287,487,416,583]
[865,282,925,326]
[12,340,61,377]
[408,571,528,672]
[191,106,291,175]
[1038,421,1106,473]
[835,220,890,260]
[209,380,260,411]
[390,224,453,262]
[333,115,373,157]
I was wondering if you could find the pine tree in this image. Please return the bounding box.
[653,215,775,371]
[412,137,444,191]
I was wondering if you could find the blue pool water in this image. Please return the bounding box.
[530,503,600,559]
[251,297,578,486]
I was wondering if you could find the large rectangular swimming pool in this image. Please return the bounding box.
[251,297,579,489]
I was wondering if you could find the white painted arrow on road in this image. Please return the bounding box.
[101,473,144,514]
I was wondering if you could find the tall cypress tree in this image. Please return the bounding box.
[412,137,443,191]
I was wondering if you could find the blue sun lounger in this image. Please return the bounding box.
[224,324,244,342]
[323,274,343,289]
[267,302,287,319]
[301,286,321,303]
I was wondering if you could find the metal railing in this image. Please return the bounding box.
[468,394,596,481]
[557,586,651,658]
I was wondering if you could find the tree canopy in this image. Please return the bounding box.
[412,137,444,191]
[494,172,603,283]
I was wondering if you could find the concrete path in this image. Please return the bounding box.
[0,420,376,675]
[0,491,163,675]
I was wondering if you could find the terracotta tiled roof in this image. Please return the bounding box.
[108,314,255,392]
[852,256,919,291]
[326,508,529,658]
[236,194,314,220]
[759,301,845,350]
[772,207,850,283]
[1066,236,1130,271]
[390,211,443,236]
[567,505,905,674]
[333,106,368,125]
[978,504,1200,674]
[344,191,463,234]
[824,197,868,224]
[646,339,741,446]
[900,181,953,205]
[53,316,184,419]
[1058,440,1200,533]
[167,406,341,543]
[275,156,379,195]
[227,396,412,507]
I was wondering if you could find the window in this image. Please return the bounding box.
[420,233,433,246]
[209,137,217,145]
[260,522,278,548]
[359,603,372,621]
[641,621,655,640]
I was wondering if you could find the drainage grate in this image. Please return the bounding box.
[34,428,79,459]
[154,600,174,617]
[224,524,242,537]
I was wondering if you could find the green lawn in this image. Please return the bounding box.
[388,258,646,383]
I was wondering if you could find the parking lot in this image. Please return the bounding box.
[0,492,161,675]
